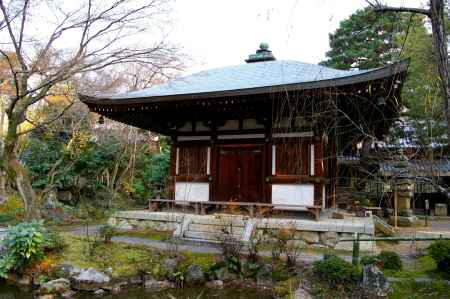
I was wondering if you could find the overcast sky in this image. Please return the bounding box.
[170,0,427,74]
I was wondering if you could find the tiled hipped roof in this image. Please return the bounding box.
[91,60,371,100]
[380,159,450,176]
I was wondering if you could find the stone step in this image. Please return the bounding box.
[188,223,245,234]
[189,217,246,227]
[183,230,241,241]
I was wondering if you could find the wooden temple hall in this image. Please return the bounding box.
[80,43,408,217]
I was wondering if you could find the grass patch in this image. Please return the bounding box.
[114,229,172,241]
[389,279,450,299]
[384,255,446,280]
[179,251,217,271]
[56,234,159,277]
[54,234,218,279]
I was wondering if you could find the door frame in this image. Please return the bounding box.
[211,142,269,203]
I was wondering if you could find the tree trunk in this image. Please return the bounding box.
[1,116,41,220]
[429,0,450,140]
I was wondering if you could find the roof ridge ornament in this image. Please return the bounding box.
[245,42,276,63]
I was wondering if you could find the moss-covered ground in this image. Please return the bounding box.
[114,229,172,241]
[54,234,217,279]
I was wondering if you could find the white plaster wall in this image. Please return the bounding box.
[272,184,314,206]
[243,119,264,129]
[175,182,209,202]
[218,119,239,131]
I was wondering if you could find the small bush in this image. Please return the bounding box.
[44,231,66,252]
[313,254,359,290]
[360,255,380,266]
[0,195,25,224]
[99,224,117,244]
[428,240,450,275]
[378,251,402,271]
[0,221,47,277]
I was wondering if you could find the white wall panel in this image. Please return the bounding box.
[272,184,314,206]
[175,182,209,202]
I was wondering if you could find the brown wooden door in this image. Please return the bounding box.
[215,145,263,202]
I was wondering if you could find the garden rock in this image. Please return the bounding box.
[162,257,178,274]
[128,275,142,285]
[206,280,224,289]
[144,278,174,290]
[287,240,307,249]
[362,264,391,298]
[319,232,338,248]
[215,268,238,282]
[185,264,205,285]
[298,231,319,244]
[72,268,111,291]
[294,287,313,299]
[61,290,77,298]
[40,278,70,294]
[93,289,106,296]
[54,264,82,279]
[257,263,273,280]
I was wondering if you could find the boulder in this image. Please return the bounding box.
[256,262,274,286]
[72,268,111,291]
[319,232,338,248]
[93,289,106,296]
[128,275,142,285]
[53,264,82,279]
[185,265,205,286]
[61,290,77,298]
[362,264,391,298]
[215,269,238,282]
[39,278,70,294]
[287,240,307,249]
[298,231,319,244]
[205,280,224,289]
[294,288,313,299]
[143,278,174,290]
[162,258,178,274]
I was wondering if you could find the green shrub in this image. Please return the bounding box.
[360,255,380,266]
[428,240,450,275]
[44,230,66,252]
[99,224,117,244]
[0,221,47,277]
[313,254,359,290]
[378,251,402,271]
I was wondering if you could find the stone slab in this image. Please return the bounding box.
[114,211,184,222]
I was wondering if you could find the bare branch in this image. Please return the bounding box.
[18,101,75,136]
[366,0,431,16]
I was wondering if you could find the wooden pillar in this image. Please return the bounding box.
[169,142,177,200]
[330,134,337,209]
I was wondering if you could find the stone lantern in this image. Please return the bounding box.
[389,151,422,226]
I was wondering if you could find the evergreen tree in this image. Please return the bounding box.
[321,7,411,70]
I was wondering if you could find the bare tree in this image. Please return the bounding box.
[0,0,181,219]
[366,0,450,143]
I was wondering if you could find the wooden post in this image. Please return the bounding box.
[352,232,360,266]
[394,191,398,229]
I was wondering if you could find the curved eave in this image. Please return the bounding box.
[79,59,409,106]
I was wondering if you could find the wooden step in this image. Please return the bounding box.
[188,223,244,234]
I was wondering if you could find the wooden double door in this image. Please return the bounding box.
[214,145,264,203]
